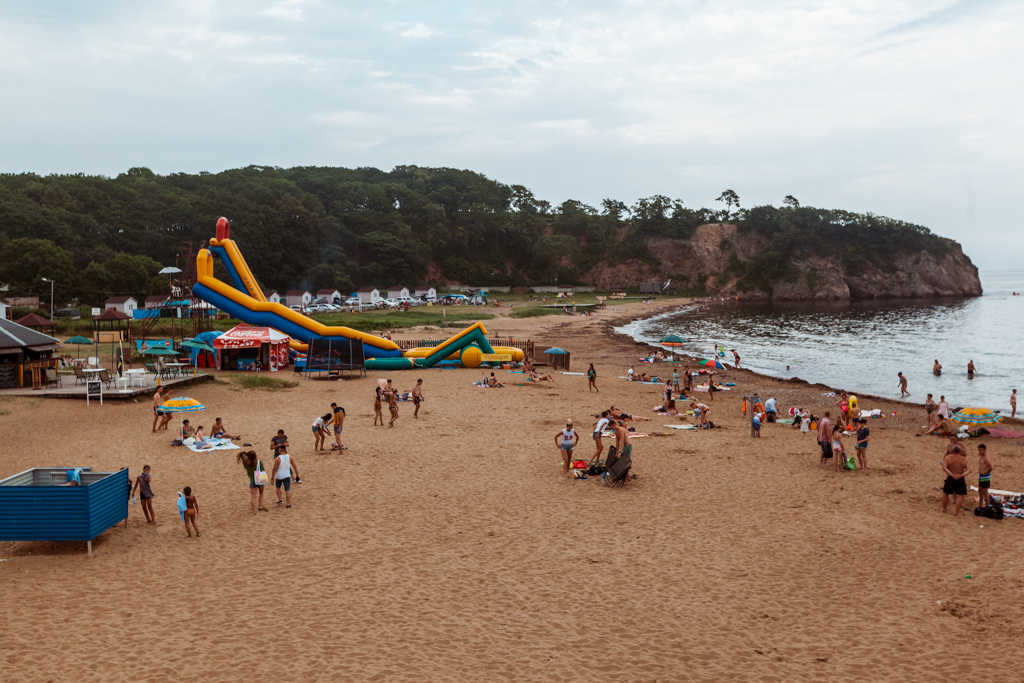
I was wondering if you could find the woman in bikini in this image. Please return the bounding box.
[373,388,384,426]
[183,486,200,537]
[387,387,399,427]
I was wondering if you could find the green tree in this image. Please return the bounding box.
[0,238,77,298]
[716,190,740,219]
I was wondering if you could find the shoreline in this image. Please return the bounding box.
[611,301,1024,428]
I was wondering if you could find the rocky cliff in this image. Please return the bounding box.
[583,223,982,300]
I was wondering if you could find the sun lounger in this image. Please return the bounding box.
[603,444,632,488]
[73,365,87,386]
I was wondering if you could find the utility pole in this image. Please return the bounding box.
[41,278,54,320]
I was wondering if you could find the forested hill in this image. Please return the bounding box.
[0,165,979,305]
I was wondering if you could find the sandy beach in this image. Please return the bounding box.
[2,299,1023,682]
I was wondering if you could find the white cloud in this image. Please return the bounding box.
[0,0,1022,266]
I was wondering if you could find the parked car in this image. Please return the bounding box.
[56,307,81,320]
[344,297,360,306]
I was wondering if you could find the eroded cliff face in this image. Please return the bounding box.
[582,223,982,300]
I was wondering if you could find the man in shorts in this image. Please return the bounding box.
[817,411,833,464]
[412,379,424,419]
[940,445,970,515]
[977,444,993,508]
[271,429,289,456]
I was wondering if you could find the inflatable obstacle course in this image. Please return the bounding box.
[191,218,524,369]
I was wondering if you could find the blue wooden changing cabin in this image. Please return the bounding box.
[0,467,130,556]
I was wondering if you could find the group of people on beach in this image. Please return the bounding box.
[374,378,424,426]
[939,437,994,516]
[554,405,653,478]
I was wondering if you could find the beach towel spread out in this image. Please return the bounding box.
[560,372,585,375]
[183,437,239,452]
[176,492,187,521]
[663,424,698,430]
[983,428,1024,439]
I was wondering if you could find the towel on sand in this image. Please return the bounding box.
[183,437,239,452]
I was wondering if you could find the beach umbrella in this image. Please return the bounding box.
[698,358,726,370]
[143,347,178,355]
[660,335,686,345]
[161,396,206,436]
[949,407,1003,427]
[181,339,215,352]
[544,348,568,354]
[63,335,93,360]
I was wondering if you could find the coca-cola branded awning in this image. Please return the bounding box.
[212,326,290,349]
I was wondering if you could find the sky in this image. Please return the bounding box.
[1,0,1021,268]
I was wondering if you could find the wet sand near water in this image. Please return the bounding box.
[1,299,1023,681]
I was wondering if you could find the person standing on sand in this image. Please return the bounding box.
[663,380,673,412]
[1012,389,1017,419]
[330,403,346,450]
[556,420,579,478]
[925,394,937,428]
[897,372,909,398]
[800,411,811,436]
[132,465,155,523]
[272,445,300,508]
[387,387,399,427]
[373,387,384,426]
[967,360,976,378]
[854,419,869,469]
[271,429,288,456]
[610,418,629,453]
[831,425,847,472]
[672,369,679,394]
[836,392,849,425]
[412,379,424,419]
[592,411,610,462]
[684,367,693,392]
[732,349,741,368]
[940,445,970,515]
[977,444,993,508]
[312,413,330,451]
[182,486,200,537]
[933,359,942,376]
[937,395,949,422]
[152,387,168,432]
[817,412,833,464]
[587,364,598,393]
[238,450,268,514]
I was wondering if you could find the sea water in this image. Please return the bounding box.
[619,271,1022,412]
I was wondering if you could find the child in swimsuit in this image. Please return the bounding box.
[831,425,845,472]
[373,388,383,426]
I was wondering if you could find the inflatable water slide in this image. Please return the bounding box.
[191,218,524,370]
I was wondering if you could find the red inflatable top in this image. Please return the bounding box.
[215,217,230,241]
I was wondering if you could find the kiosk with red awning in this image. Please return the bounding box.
[212,325,290,371]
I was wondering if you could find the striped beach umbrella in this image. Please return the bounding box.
[160,396,206,436]
[698,358,726,370]
[660,335,686,346]
[949,407,1003,427]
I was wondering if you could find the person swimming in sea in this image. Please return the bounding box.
[933,359,942,376]
[967,360,976,378]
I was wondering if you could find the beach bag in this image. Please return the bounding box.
[253,460,270,486]
[570,459,589,470]
[974,505,1003,520]
[842,453,856,470]
[171,439,183,447]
